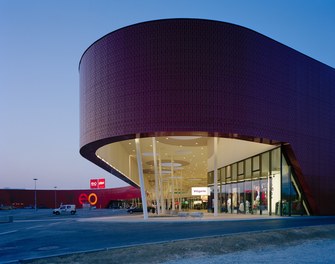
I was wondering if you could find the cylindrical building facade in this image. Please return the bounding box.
[79,19,335,215]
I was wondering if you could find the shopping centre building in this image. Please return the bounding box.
[79,19,335,217]
[0,186,141,209]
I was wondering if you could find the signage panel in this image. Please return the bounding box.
[90,178,105,189]
[191,187,210,196]
[98,178,105,189]
[90,179,98,189]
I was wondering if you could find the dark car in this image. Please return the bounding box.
[127,207,155,214]
[127,207,143,214]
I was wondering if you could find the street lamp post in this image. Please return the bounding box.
[33,178,38,211]
[54,186,57,208]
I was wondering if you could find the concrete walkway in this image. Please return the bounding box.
[77,211,285,223]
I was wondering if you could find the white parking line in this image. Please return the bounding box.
[0,230,18,235]
[47,222,63,227]
[25,225,43,230]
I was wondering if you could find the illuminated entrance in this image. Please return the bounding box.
[208,147,309,216]
[95,136,309,218]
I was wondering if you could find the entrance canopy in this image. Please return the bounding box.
[96,136,276,193]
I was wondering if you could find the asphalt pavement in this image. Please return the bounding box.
[1,209,335,263]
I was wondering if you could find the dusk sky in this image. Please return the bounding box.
[1,1,334,190]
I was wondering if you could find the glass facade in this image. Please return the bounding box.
[209,147,309,216]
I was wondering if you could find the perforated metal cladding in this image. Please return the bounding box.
[79,19,335,215]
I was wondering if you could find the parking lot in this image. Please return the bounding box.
[1,209,335,263]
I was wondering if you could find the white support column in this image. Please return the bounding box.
[135,138,148,220]
[180,172,183,211]
[152,137,161,215]
[178,176,182,211]
[159,155,165,214]
[167,179,170,210]
[129,155,135,181]
[213,137,218,216]
[171,159,175,210]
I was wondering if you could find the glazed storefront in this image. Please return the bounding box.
[208,147,310,216]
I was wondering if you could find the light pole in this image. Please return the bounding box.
[33,178,38,211]
[54,186,57,208]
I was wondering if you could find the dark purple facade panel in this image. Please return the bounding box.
[79,19,335,215]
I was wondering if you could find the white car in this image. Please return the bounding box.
[53,204,76,215]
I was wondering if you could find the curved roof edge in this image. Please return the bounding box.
[78,18,335,72]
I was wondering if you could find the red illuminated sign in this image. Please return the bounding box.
[90,179,98,189]
[90,178,105,189]
[78,193,98,205]
[98,178,105,189]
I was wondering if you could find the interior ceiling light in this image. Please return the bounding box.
[175,150,192,155]
[158,136,207,146]
[146,159,190,167]
[161,162,182,167]
[169,136,202,140]
[142,152,158,156]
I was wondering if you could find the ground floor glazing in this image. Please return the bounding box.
[207,147,309,216]
[96,136,310,217]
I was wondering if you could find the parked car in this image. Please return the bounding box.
[127,206,155,214]
[127,207,142,214]
[53,204,76,215]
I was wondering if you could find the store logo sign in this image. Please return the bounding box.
[98,178,105,188]
[90,179,98,189]
[78,193,98,205]
[192,187,210,196]
[90,178,105,189]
